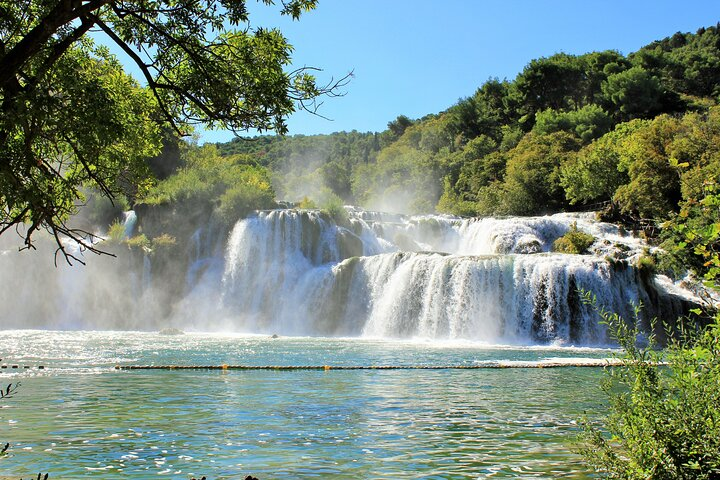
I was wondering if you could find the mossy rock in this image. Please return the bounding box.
[337,229,364,259]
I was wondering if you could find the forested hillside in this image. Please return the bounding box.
[218,24,719,218]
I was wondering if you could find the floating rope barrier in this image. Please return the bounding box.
[0,361,665,372]
[114,360,627,371]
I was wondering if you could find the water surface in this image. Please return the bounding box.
[1,331,610,478]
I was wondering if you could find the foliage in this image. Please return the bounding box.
[125,234,150,251]
[580,162,720,478]
[601,66,672,121]
[476,131,580,215]
[387,115,415,140]
[560,120,643,206]
[561,106,720,222]
[0,0,336,135]
[633,24,720,98]
[0,42,161,262]
[579,292,720,479]
[0,0,346,260]
[150,233,177,250]
[635,253,657,276]
[297,196,318,209]
[533,104,614,143]
[105,220,128,244]
[141,144,276,225]
[436,135,501,215]
[218,131,385,203]
[208,23,720,222]
[320,194,349,227]
[612,115,684,219]
[217,180,276,224]
[510,53,589,129]
[553,222,595,254]
[659,182,720,288]
[350,120,448,214]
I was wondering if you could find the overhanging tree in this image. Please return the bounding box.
[0,0,349,262]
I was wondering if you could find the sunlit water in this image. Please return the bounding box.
[0,331,612,478]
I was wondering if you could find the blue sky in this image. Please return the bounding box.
[106,1,720,143]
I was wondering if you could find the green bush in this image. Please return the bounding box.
[141,144,276,225]
[151,234,176,249]
[320,194,349,227]
[579,292,720,479]
[297,196,317,209]
[553,222,595,254]
[125,234,150,251]
[217,182,276,225]
[635,253,656,276]
[105,220,127,244]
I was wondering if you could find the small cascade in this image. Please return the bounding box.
[122,210,138,238]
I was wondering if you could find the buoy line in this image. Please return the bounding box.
[114,360,629,371]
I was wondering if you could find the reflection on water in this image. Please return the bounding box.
[1,331,607,478]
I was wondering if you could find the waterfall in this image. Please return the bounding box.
[122,210,138,238]
[0,206,698,344]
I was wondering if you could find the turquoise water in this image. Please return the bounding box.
[1,331,611,478]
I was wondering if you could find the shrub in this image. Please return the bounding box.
[141,145,276,224]
[635,253,656,276]
[125,234,150,251]
[553,222,595,254]
[320,194,349,227]
[297,196,317,209]
[217,181,275,225]
[579,292,720,479]
[151,234,176,250]
[105,220,127,244]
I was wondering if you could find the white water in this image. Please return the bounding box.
[0,207,694,344]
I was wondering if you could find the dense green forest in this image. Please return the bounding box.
[215,24,718,215]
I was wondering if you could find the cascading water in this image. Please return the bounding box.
[0,206,698,344]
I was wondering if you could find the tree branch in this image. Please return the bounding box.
[90,13,185,136]
[0,0,112,88]
[29,16,96,89]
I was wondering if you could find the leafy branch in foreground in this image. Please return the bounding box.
[579,291,720,479]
